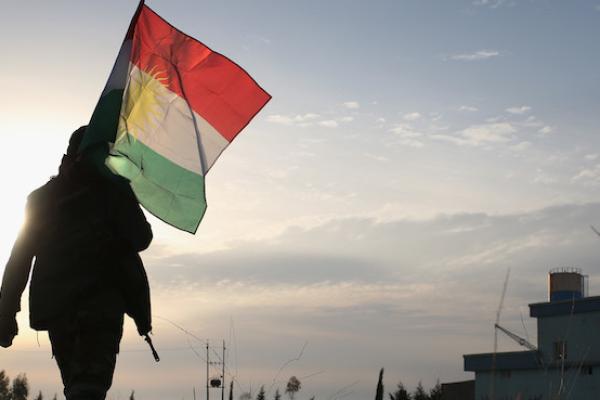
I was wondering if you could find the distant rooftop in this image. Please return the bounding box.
[529,295,600,318]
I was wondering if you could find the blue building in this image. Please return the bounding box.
[464,269,600,400]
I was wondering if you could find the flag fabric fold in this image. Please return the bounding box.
[82,1,271,233]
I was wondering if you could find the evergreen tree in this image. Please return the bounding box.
[256,385,266,400]
[285,376,301,400]
[0,371,10,400]
[11,374,29,400]
[389,381,411,400]
[274,388,281,400]
[34,391,44,400]
[429,380,442,400]
[375,368,384,400]
[129,390,135,400]
[412,381,427,400]
[229,381,234,400]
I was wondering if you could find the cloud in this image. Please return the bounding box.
[506,106,532,115]
[431,122,516,147]
[585,154,599,161]
[266,113,320,126]
[319,120,339,128]
[402,112,422,121]
[510,141,532,152]
[449,50,500,61]
[572,165,600,185]
[343,101,360,109]
[147,203,600,290]
[538,126,553,135]
[463,122,516,145]
[459,105,479,112]
[389,124,425,147]
[339,116,354,122]
[473,0,509,8]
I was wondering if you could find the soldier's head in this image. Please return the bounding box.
[66,125,87,157]
[59,126,87,176]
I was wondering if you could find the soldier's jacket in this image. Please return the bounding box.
[0,161,153,334]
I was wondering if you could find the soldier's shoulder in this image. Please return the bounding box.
[27,178,62,205]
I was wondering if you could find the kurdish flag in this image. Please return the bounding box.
[82,1,271,233]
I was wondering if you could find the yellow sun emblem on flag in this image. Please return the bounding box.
[117,66,169,143]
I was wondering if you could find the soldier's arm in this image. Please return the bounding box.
[0,199,37,346]
[114,184,153,252]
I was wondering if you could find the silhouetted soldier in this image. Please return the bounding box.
[0,126,153,400]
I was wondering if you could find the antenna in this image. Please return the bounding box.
[490,268,510,400]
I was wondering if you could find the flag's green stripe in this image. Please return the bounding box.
[106,133,206,233]
[82,89,124,152]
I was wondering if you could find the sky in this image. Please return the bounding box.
[1,0,600,399]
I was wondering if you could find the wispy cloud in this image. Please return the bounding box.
[585,154,599,161]
[460,122,516,145]
[266,113,320,126]
[459,105,479,112]
[402,112,422,121]
[510,141,532,152]
[390,124,425,148]
[319,120,339,128]
[473,0,510,8]
[432,122,516,147]
[343,101,360,109]
[572,165,600,184]
[506,106,532,115]
[449,50,500,61]
[538,126,553,135]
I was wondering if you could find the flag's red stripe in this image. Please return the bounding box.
[130,5,271,142]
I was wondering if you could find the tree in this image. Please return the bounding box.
[129,390,135,400]
[11,374,29,400]
[239,392,252,400]
[256,385,266,400]
[34,391,44,400]
[412,381,427,400]
[429,380,442,400]
[0,371,10,400]
[274,388,282,400]
[285,376,301,400]
[375,368,384,400]
[389,381,411,400]
[229,381,234,400]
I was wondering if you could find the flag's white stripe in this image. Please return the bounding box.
[119,64,229,176]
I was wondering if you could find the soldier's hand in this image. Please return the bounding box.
[0,314,18,348]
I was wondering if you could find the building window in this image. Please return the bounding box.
[553,341,567,361]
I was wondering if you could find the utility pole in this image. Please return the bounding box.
[206,341,210,400]
[205,340,227,400]
[222,341,226,400]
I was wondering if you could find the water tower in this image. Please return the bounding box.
[548,267,588,302]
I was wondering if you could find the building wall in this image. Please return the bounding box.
[537,312,600,364]
[474,367,599,400]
